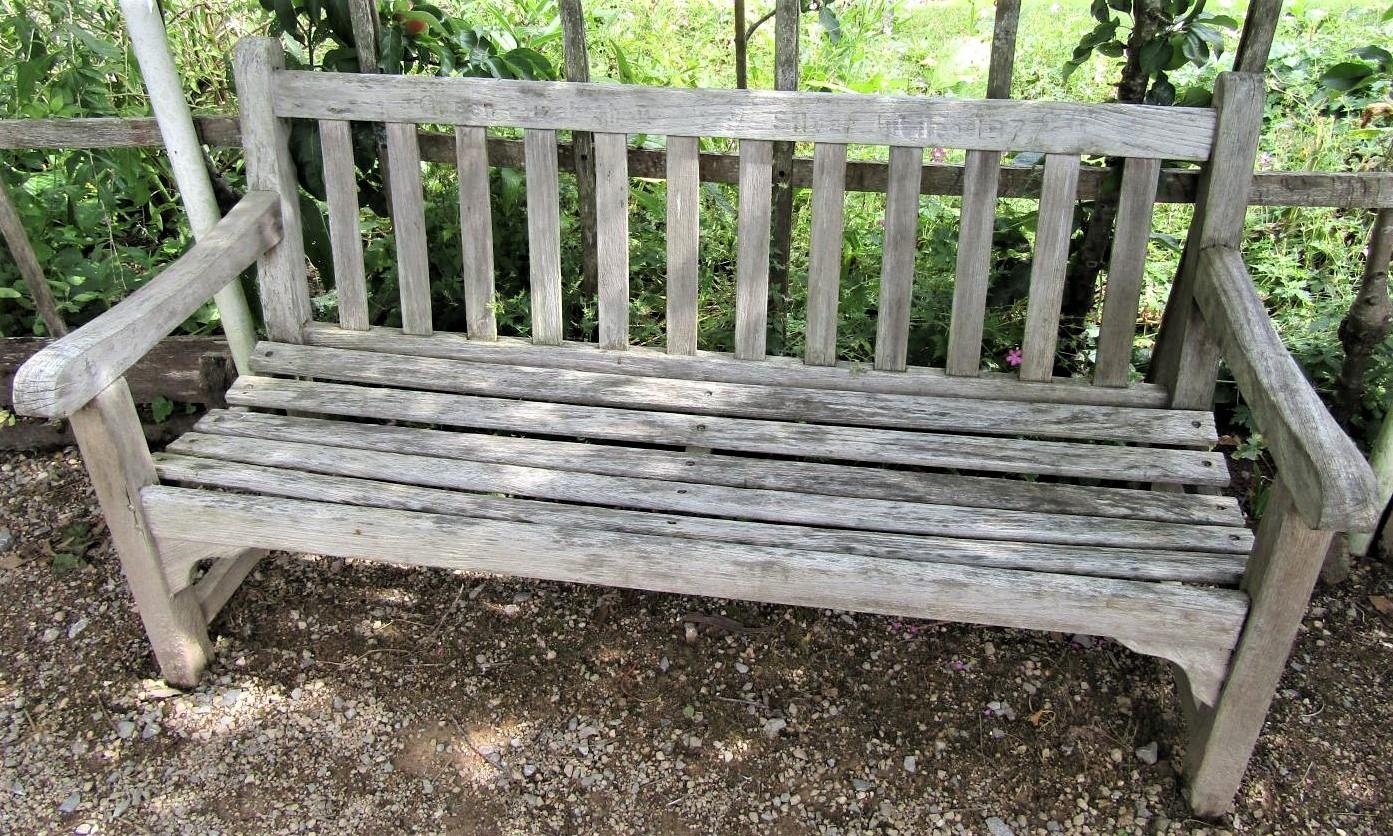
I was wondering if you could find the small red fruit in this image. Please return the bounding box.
[403,18,428,36]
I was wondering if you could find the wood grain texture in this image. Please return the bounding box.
[317,120,369,331]
[8,117,1393,208]
[1019,154,1081,382]
[455,125,497,340]
[250,342,1219,447]
[595,131,630,349]
[191,547,265,623]
[665,136,700,355]
[524,129,563,344]
[142,487,1249,667]
[301,323,1176,408]
[271,71,1218,160]
[193,409,1247,526]
[1195,247,1380,531]
[225,375,1233,486]
[946,150,1002,376]
[735,140,774,360]
[233,38,310,343]
[2,335,233,409]
[155,446,1246,585]
[874,146,923,372]
[384,122,433,335]
[1094,158,1162,387]
[986,0,1020,99]
[12,193,281,419]
[1152,73,1265,408]
[804,143,848,366]
[70,380,211,687]
[1186,481,1332,816]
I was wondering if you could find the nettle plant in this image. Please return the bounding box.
[1064,0,1239,105]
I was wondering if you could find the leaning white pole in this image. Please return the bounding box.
[121,0,256,375]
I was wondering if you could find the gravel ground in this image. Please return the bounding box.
[2,446,1391,835]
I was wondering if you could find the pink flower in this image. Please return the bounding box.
[1006,347,1023,367]
[930,146,947,163]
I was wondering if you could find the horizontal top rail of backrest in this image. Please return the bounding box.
[271,70,1219,161]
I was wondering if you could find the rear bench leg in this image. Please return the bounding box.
[1185,479,1333,817]
[69,379,212,687]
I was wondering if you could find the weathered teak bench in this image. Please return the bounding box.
[14,37,1380,816]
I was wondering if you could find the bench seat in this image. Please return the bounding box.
[141,332,1254,706]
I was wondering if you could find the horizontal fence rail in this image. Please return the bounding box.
[2,116,1392,209]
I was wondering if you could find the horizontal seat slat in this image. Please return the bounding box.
[226,375,1230,485]
[194,410,1245,526]
[142,488,1249,662]
[302,324,1175,408]
[154,453,1247,585]
[249,342,1217,447]
[272,71,1217,161]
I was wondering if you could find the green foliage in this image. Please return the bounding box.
[1063,0,1238,104]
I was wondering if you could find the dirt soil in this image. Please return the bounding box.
[1,446,1391,835]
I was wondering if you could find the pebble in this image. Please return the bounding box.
[1135,741,1159,765]
[985,816,1015,836]
[41,627,60,643]
[763,718,787,737]
[902,756,917,773]
[58,791,80,814]
[0,527,13,551]
[67,618,89,639]
[116,721,136,739]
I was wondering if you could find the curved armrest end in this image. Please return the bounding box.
[12,341,100,420]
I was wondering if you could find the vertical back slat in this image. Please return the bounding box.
[1018,153,1081,382]
[735,139,774,360]
[805,142,848,366]
[946,149,1002,376]
[318,119,369,331]
[384,122,432,336]
[456,125,497,340]
[874,145,924,372]
[1095,157,1162,387]
[595,132,630,350]
[666,136,700,355]
[524,128,563,345]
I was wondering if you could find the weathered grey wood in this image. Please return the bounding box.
[1152,73,1265,408]
[9,117,1393,209]
[558,0,599,302]
[1019,154,1081,382]
[273,71,1219,161]
[12,193,281,419]
[155,449,1246,585]
[1094,158,1162,387]
[0,177,67,336]
[1186,481,1333,816]
[595,131,630,349]
[302,323,1176,408]
[234,39,310,344]
[524,129,563,345]
[1233,0,1282,74]
[384,122,432,335]
[164,431,1244,552]
[2,335,234,410]
[986,0,1020,99]
[317,120,369,331]
[143,488,1249,682]
[946,150,1002,376]
[194,409,1247,526]
[735,139,774,360]
[1195,247,1380,531]
[455,125,497,340]
[191,548,265,624]
[665,136,700,355]
[874,146,923,372]
[226,375,1232,486]
[69,380,210,686]
[251,342,1218,447]
[804,143,848,366]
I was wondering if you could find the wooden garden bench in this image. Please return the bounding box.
[13,38,1380,817]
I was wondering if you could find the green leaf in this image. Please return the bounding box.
[0,287,22,299]
[1138,38,1172,75]
[51,552,89,574]
[1096,40,1125,58]
[271,0,299,37]
[151,396,174,424]
[819,5,841,44]
[1320,61,1375,92]
[1353,45,1393,70]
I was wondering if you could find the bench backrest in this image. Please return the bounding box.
[233,36,1253,389]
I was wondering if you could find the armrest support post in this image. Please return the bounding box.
[12,191,281,420]
[1194,245,1380,531]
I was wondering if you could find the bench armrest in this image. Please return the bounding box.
[12,191,282,419]
[1195,246,1380,531]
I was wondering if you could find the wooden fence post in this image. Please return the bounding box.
[769,0,799,352]
[0,176,67,337]
[1234,0,1284,74]
[987,0,1021,99]
[559,0,600,307]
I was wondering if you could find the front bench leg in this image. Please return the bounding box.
[69,379,212,687]
[1185,479,1334,816]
